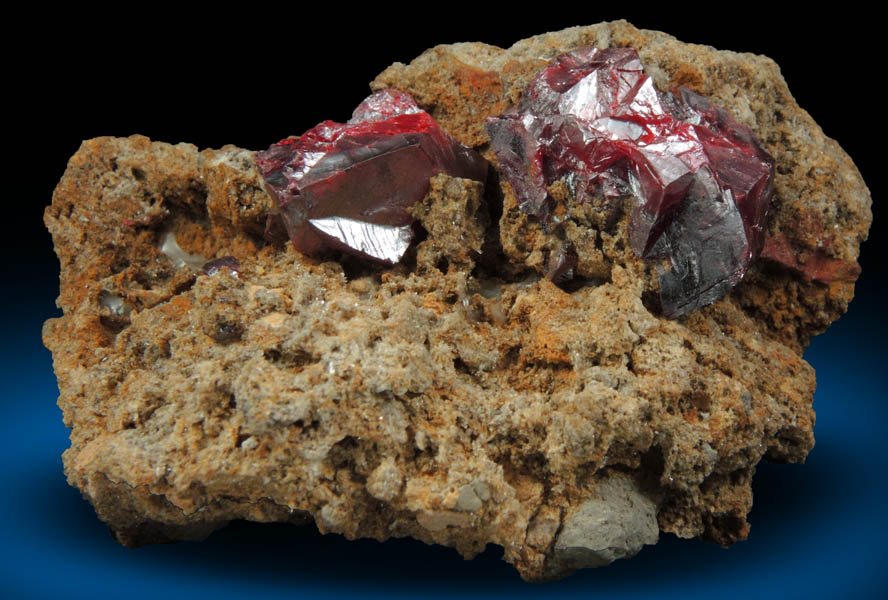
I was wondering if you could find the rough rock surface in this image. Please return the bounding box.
[44,21,871,581]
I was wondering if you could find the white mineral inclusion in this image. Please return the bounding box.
[98,290,129,315]
[159,231,206,269]
[308,217,413,264]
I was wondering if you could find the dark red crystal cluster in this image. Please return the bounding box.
[255,90,488,264]
[486,47,775,317]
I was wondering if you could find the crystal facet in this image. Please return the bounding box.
[255,90,488,264]
[487,47,774,317]
[201,256,241,277]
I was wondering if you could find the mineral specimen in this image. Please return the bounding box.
[44,21,871,583]
[254,89,488,264]
[487,47,774,317]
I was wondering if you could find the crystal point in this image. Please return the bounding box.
[255,90,488,264]
[487,47,775,317]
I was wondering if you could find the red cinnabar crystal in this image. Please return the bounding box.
[255,90,488,264]
[486,47,775,317]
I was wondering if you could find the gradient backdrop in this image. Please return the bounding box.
[5,8,885,599]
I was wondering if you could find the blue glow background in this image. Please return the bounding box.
[7,8,885,599]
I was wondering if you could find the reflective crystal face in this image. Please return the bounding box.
[486,47,774,317]
[255,89,488,264]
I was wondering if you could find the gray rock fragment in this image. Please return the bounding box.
[546,473,658,577]
[455,480,490,512]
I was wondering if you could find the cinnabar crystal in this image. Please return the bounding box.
[486,47,774,317]
[255,90,488,264]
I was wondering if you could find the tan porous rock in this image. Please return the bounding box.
[44,21,871,581]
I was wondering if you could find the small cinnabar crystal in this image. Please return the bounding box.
[486,47,775,317]
[255,90,488,264]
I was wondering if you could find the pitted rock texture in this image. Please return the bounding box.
[372,21,871,352]
[44,21,871,581]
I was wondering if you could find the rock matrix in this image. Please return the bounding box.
[44,21,871,580]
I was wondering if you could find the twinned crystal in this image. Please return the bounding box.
[487,47,775,317]
[255,90,488,264]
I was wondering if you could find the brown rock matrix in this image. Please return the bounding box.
[43,21,872,581]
